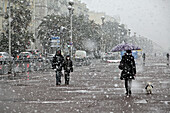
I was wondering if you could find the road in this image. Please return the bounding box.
[0,58,170,113]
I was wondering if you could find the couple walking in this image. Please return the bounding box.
[52,48,73,86]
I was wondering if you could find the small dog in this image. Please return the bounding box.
[145,82,153,94]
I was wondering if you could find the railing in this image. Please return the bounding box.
[0,59,52,75]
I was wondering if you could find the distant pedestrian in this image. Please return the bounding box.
[63,55,73,85]
[119,50,136,96]
[52,48,64,86]
[167,53,169,66]
[167,53,169,61]
[142,53,146,63]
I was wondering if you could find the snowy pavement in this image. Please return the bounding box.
[0,58,170,113]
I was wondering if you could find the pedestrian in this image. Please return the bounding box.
[167,53,169,61]
[142,53,145,63]
[63,55,73,85]
[119,50,136,96]
[167,53,169,66]
[52,48,64,86]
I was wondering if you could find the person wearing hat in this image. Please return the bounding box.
[142,53,146,64]
[167,53,169,66]
[119,50,136,95]
[63,55,73,85]
[52,48,64,85]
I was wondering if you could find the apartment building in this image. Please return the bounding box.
[0,0,8,35]
[73,0,89,18]
[88,11,116,25]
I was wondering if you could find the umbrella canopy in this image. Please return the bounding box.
[111,43,141,52]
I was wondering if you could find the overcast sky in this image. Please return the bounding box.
[81,0,170,51]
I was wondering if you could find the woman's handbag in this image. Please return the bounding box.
[120,71,127,80]
[70,67,73,72]
[118,61,124,70]
[120,71,124,80]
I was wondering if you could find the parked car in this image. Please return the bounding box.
[17,52,34,61]
[0,52,14,62]
[74,50,91,66]
[101,52,121,63]
[26,49,43,60]
[74,57,91,66]
[75,50,87,58]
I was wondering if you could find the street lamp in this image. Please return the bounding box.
[60,26,67,55]
[128,29,131,44]
[128,29,131,37]
[121,31,125,43]
[101,16,105,25]
[8,2,13,74]
[118,26,122,44]
[134,32,136,37]
[133,32,137,45]
[69,0,74,6]
[101,16,105,52]
[68,0,74,58]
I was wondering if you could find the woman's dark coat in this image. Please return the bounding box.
[64,59,73,73]
[119,54,136,80]
[52,54,64,71]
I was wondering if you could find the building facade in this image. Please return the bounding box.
[73,0,89,18]
[0,0,8,36]
[88,11,116,25]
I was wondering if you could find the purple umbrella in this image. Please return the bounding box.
[111,43,141,52]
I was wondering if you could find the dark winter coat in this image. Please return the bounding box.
[52,54,64,71]
[119,54,136,80]
[142,53,146,60]
[64,59,73,73]
[167,53,169,60]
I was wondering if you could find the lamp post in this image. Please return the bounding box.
[68,0,74,58]
[128,29,131,37]
[45,43,48,62]
[133,32,136,45]
[8,1,12,74]
[60,26,67,55]
[9,2,11,57]
[121,31,125,43]
[128,29,131,44]
[118,26,121,44]
[101,16,105,52]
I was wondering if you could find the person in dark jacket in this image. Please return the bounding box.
[167,53,169,66]
[119,50,136,95]
[63,55,73,85]
[52,48,64,85]
[142,53,146,63]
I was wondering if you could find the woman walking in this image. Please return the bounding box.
[63,55,73,85]
[119,50,136,95]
